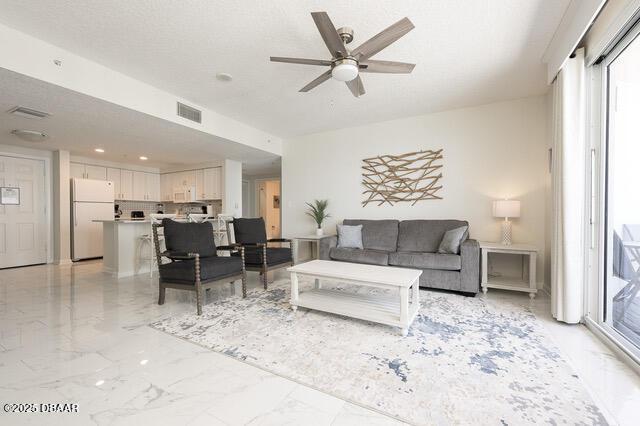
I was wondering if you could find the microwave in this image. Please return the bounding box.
[173,186,196,203]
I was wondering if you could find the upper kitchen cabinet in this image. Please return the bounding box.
[159,166,222,203]
[107,168,121,198]
[202,167,222,200]
[120,169,133,200]
[160,173,172,202]
[146,173,161,202]
[132,171,161,201]
[72,161,160,201]
[70,162,107,180]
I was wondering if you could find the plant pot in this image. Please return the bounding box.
[315,228,323,237]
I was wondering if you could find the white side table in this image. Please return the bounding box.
[479,241,538,299]
[292,235,335,264]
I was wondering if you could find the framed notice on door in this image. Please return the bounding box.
[0,187,20,205]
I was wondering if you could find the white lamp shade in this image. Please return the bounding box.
[493,200,520,219]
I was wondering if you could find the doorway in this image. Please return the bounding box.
[257,179,281,239]
[0,155,47,268]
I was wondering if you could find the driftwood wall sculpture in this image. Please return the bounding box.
[362,149,443,206]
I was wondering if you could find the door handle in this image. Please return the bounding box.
[74,203,77,226]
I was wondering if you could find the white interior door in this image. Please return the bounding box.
[0,156,47,268]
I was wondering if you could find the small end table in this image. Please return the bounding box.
[479,241,538,299]
[292,234,335,264]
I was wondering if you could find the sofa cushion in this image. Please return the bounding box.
[397,220,469,253]
[159,256,243,283]
[343,219,399,252]
[337,224,363,249]
[162,219,217,258]
[330,247,389,266]
[389,251,462,271]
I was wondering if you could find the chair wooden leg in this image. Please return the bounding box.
[263,267,268,289]
[196,288,203,316]
[242,273,247,298]
[158,282,166,305]
[262,244,268,290]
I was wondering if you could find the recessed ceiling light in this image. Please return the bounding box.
[95,148,104,153]
[10,129,48,142]
[216,72,233,82]
[139,156,148,161]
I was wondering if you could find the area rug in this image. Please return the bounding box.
[150,278,607,425]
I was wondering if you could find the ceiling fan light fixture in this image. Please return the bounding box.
[331,59,358,82]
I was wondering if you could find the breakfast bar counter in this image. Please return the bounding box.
[94,220,157,278]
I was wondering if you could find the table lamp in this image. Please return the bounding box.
[493,199,520,245]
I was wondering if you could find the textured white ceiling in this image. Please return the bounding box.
[0,69,280,174]
[0,0,569,137]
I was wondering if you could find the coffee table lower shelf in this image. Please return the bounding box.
[293,288,419,333]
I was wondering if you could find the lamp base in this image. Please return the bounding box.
[501,220,512,245]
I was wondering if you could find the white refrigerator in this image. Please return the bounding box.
[72,179,114,261]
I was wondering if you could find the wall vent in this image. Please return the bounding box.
[7,106,51,119]
[177,102,202,123]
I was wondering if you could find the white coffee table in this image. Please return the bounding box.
[287,260,422,336]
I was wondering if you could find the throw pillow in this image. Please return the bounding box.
[437,226,468,254]
[337,224,364,249]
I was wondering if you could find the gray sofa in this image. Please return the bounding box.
[319,219,480,295]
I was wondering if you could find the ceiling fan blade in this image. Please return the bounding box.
[270,57,332,66]
[346,76,365,97]
[351,17,414,60]
[299,70,332,92]
[311,12,348,58]
[359,60,415,74]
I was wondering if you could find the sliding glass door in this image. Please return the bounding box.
[603,26,640,354]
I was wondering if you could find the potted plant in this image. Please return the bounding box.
[306,199,330,236]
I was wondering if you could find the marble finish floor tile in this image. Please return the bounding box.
[0,260,637,425]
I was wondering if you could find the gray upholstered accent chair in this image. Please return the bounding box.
[153,219,246,315]
[320,219,480,295]
[227,217,293,289]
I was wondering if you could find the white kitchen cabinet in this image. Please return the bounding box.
[146,173,161,202]
[70,163,107,180]
[132,171,146,200]
[160,173,172,202]
[160,167,222,203]
[85,165,107,180]
[204,167,222,199]
[131,171,160,201]
[121,169,133,200]
[107,168,122,199]
[70,163,86,179]
[195,169,204,200]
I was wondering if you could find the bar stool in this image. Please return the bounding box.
[138,214,176,276]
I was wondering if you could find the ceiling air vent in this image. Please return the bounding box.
[177,102,202,124]
[7,106,51,119]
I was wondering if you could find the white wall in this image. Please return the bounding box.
[282,96,549,286]
[0,23,282,156]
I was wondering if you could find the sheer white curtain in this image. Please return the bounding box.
[551,48,587,324]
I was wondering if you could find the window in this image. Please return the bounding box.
[603,26,640,353]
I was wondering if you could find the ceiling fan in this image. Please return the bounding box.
[270,12,415,97]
